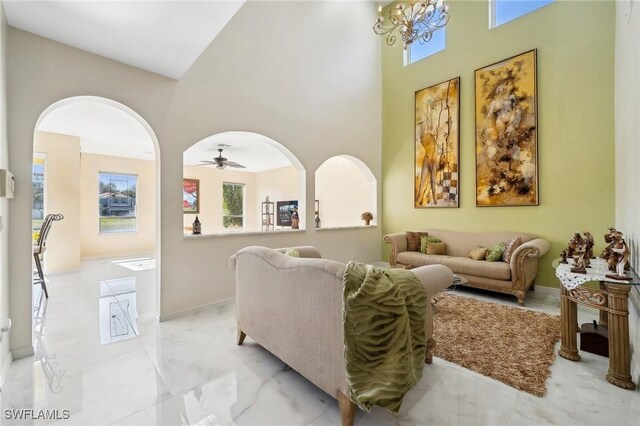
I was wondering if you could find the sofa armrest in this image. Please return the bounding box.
[410,264,453,298]
[509,239,550,292]
[509,239,549,269]
[383,233,407,266]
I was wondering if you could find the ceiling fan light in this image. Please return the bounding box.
[216,164,225,170]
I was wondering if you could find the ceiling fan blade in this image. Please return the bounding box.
[225,161,246,168]
[199,160,217,164]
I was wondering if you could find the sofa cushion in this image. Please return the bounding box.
[406,231,429,252]
[284,248,300,257]
[486,242,506,262]
[426,242,446,255]
[397,252,511,281]
[420,236,441,253]
[414,229,536,258]
[502,237,522,263]
[469,246,488,260]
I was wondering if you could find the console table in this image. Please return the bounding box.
[553,258,637,390]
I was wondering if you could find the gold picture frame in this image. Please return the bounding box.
[474,49,538,207]
[415,76,460,208]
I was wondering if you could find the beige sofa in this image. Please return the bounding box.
[384,229,550,305]
[229,246,452,426]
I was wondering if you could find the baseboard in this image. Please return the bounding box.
[532,285,560,296]
[0,352,13,391]
[11,345,34,360]
[159,297,235,322]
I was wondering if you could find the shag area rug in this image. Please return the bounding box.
[432,293,560,396]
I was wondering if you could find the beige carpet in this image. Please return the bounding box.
[432,293,561,397]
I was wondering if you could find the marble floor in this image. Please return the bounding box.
[1,258,639,425]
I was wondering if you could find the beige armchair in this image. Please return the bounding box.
[229,246,452,425]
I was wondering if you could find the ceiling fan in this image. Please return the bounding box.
[200,148,246,170]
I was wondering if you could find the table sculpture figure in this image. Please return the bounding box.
[560,249,568,264]
[601,227,617,259]
[606,234,631,280]
[584,232,595,260]
[567,232,584,257]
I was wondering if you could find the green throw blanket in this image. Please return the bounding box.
[342,261,427,413]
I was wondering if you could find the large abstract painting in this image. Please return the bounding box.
[475,49,538,206]
[415,76,460,208]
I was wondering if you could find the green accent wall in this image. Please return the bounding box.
[381,0,615,287]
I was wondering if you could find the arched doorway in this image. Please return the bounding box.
[31,96,162,336]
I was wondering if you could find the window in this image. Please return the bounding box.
[99,172,137,233]
[406,26,446,65]
[490,0,554,28]
[222,182,245,229]
[32,154,46,233]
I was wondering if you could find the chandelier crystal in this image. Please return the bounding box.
[373,0,450,50]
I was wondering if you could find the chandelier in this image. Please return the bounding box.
[373,0,450,50]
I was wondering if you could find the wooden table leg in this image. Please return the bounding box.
[598,281,608,326]
[559,287,581,361]
[604,283,636,390]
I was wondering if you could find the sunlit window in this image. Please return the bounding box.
[99,172,137,233]
[222,182,245,229]
[32,155,46,233]
[406,26,446,65]
[490,0,554,28]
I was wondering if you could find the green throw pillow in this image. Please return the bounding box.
[420,236,442,254]
[284,248,300,257]
[486,242,506,262]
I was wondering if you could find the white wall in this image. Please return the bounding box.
[614,0,640,382]
[315,157,375,228]
[7,1,381,353]
[0,0,12,383]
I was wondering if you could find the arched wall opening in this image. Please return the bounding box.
[32,96,162,318]
[314,155,377,229]
[182,131,306,235]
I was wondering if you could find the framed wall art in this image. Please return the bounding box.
[415,76,460,208]
[276,200,298,227]
[183,178,200,214]
[474,49,538,207]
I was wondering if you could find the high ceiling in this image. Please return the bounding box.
[37,101,156,161]
[183,132,295,173]
[37,103,295,172]
[3,0,246,79]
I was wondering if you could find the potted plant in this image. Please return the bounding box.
[361,211,373,226]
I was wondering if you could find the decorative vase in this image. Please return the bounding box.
[365,219,370,226]
[192,215,202,235]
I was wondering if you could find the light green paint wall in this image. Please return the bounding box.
[382,0,615,287]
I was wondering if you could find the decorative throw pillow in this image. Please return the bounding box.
[486,242,506,262]
[406,231,429,252]
[284,248,300,257]
[502,237,523,263]
[420,236,442,253]
[469,246,488,260]
[426,242,446,255]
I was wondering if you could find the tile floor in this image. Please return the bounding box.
[1,257,639,425]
